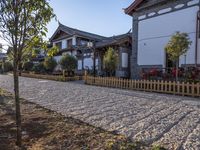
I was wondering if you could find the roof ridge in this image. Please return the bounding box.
[59,23,107,39]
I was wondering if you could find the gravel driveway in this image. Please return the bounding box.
[0,75,200,149]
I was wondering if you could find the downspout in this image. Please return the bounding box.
[195,10,200,66]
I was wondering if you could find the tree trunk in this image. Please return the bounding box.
[176,61,179,82]
[13,68,22,147]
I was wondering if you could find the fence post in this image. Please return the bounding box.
[169,81,172,93]
[191,82,195,97]
[182,82,185,96]
[186,82,190,96]
[177,81,180,95]
[161,80,164,92]
[197,83,200,97]
[173,81,176,95]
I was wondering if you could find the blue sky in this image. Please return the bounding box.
[0,0,133,51]
[47,0,133,38]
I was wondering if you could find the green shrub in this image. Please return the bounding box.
[3,61,13,72]
[23,61,34,71]
[43,57,57,72]
[32,63,46,73]
[59,54,77,71]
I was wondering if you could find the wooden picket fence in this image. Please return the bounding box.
[85,76,200,97]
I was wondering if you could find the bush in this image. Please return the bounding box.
[59,54,77,71]
[3,61,13,72]
[23,61,34,71]
[43,57,57,72]
[32,63,46,73]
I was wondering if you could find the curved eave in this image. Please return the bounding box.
[124,0,144,16]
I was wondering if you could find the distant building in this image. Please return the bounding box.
[125,0,200,79]
[49,23,132,77]
[49,23,105,74]
[0,53,7,61]
[96,33,132,78]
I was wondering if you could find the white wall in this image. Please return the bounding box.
[72,51,77,57]
[138,6,199,67]
[83,57,93,69]
[78,60,82,70]
[62,40,67,49]
[72,36,76,45]
[53,37,75,49]
[53,56,62,63]
[95,58,98,68]
[122,53,128,68]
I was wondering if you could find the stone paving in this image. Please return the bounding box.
[0,75,200,149]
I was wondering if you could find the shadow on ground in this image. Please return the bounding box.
[0,89,154,150]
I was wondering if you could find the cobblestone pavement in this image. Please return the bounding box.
[0,75,200,149]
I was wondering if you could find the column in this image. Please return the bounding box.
[131,14,139,79]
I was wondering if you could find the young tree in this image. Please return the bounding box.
[165,32,192,81]
[47,45,59,57]
[103,47,118,76]
[43,57,57,72]
[59,54,77,71]
[0,0,55,147]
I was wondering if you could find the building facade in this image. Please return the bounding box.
[125,0,200,79]
[50,23,132,77]
[96,33,132,78]
[50,23,106,74]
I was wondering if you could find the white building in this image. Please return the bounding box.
[49,23,105,73]
[125,0,200,79]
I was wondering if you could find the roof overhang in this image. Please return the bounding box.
[49,27,72,42]
[96,34,132,49]
[124,0,144,16]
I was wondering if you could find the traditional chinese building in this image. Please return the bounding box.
[49,23,105,74]
[49,23,132,77]
[125,0,200,79]
[96,33,132,78]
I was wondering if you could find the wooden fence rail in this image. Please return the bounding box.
[85,76,200,97]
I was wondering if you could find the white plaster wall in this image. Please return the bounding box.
[62,40,67,49]
[72,51,77,57]
[138,6,199,67]
[72,36,76,45]
[122,53,128,68]
[53,56,62,63]
[78,60,82,70]
[83,57,93,69]
[95,58,99,69]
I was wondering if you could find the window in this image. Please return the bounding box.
[67,39,72,47]
[80,40,88,46]
[55,42,62,50]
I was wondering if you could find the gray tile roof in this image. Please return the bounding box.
[96,33,132,48]
[51,23,106,41]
